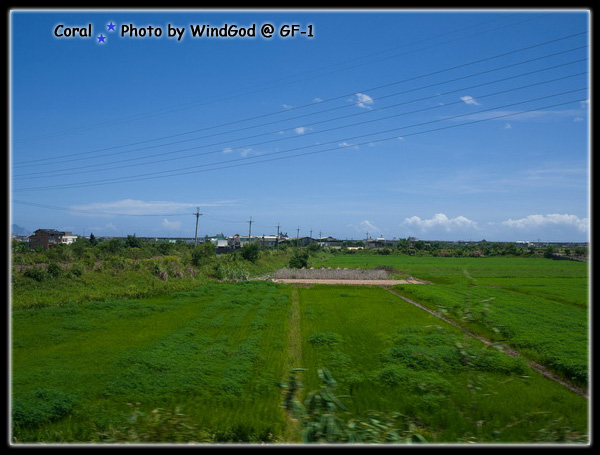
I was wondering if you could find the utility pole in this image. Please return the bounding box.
[194,207,202,246]
[365,232,369,250]
[296,227,300,246]
[248,217,253,243]
[276,223,280,249]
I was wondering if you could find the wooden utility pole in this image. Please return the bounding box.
[194,207,202,246]
[248,217,253,243]
[276,223,280,249]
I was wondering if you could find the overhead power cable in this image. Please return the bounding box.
[12,49,587,174]
[13,12,546,144]
[12,70,587,181]
[10,200,191,216]
[12,92,587,192]
[12,31,587,167]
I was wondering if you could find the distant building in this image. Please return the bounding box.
[28,229,77,249]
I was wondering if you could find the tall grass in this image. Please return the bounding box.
[11,282,291,443]
[296,285,588,443]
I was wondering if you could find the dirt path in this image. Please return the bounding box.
[385,288,588,399]
[268,277,429,285]
[267,276,588,399]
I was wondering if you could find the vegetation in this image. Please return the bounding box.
[316,254,589,389]
[10,239,589,444]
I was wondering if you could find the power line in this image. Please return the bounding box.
[12,94,587,192]
[13,12,545,145]
[12,31,586,168]
[10,199,191,216]
[12,53,587,178]
[12,67,587,181]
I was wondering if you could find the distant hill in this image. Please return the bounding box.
[11,224,30,236]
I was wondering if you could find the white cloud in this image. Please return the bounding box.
[354,93,374,109]
[339,141,359,150]
[504,123,512,130]
[359,220,380,234]
[240,148,253,157]
[162,218,182,230]
[460,95,480,106]
[294,126,308,134]
[282,104,292,110]
[403,213,479,232]
[222,147,233,154]
[313,97,323,103]
[500,214,589,232]
[348,220,382,236]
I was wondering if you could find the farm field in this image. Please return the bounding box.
[11,257,589,444]
[316,255,589,389]
[12,282,293,443]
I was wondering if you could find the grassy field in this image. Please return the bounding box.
[315,254,589,388]
[12,281,292,443]
[10,253,590,444]
[297,285,587,443]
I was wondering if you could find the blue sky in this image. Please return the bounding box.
[10,8,590,242]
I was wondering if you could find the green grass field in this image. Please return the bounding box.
[11,254,590,444]
[316,254,589,388]
[12,281,292,442]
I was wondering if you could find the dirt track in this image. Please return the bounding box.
[263,276,588,399]
[268,277,430,285]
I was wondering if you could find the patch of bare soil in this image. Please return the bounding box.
[267,277,430,285]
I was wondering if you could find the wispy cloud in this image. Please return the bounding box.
[162,218,182,230]
[446,108,587,123]
[500,214,589,232]
[339,141,359,150]
[294,126,309,134]
[460,95,480,106]
[348,219,382,236]
[354,93,374,109]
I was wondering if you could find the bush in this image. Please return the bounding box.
[191,243,215,266]
[289,250,309,269]
[46,262,62,279]
[240,242,260,263]
[23,267,46,282]
[12,389,77,428]
[308,332,342,347]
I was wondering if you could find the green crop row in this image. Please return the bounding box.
[295,285,588,443]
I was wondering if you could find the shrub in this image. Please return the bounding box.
[191,243,215,266]
[240,242,260,263]
[308,332,342,347]
[46,262,62,279]
[289,250,309,269]
[12,389,77,429]
[23,267,46,282]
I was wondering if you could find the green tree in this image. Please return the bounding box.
[89,233,98,246]
[240,242,260,263]
[544,245,556,259]
[289,250,309,269]
[191,242,215,266]
[125,234,143,248]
